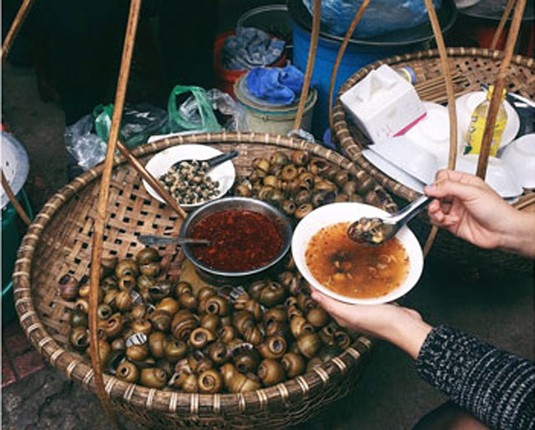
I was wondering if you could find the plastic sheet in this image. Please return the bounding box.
[301,0,442,38]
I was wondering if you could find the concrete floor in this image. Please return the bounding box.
[2,5,534,429]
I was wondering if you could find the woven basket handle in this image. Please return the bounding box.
[293,0,321,131]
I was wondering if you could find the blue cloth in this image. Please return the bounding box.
[246,65,305,105]
[222,27,285,71]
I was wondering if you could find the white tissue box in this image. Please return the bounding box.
[340,64,426,144]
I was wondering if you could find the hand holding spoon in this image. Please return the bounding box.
[347,195,431,245]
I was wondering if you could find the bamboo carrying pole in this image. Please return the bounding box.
[88,1,142,427]
[292,0,321,131]
[327,0,371,129]
[476,0,527,178]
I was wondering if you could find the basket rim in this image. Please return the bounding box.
[13,131,375,415]
[332,47,535,203]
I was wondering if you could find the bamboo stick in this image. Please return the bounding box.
[1,169,32,225]
[477,0,526,178]
[1,0,35,60]
[328,0,371,130]
[293,0,321,131]
[88,0,142,428]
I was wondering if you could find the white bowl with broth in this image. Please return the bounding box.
[292,202,424,305]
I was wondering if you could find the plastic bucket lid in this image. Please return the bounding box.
[1,131,30,210]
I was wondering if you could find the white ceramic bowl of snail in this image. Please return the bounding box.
[500,133,535,189]
[292,202,424,305]
[143,144,236,210]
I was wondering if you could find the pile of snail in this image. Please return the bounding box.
[61,248,355,394]
[232,150,389,219]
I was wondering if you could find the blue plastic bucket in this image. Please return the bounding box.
[288,0,457,137]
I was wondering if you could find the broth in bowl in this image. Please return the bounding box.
[292,202,423,305]
[305,222,409,299]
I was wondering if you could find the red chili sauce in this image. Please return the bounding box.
[189,209,283,272]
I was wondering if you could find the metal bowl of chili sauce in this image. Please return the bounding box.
[180,197,293,284]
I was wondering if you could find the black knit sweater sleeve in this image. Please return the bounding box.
[415,325,534,430]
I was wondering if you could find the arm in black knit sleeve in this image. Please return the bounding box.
[416,325,534,430]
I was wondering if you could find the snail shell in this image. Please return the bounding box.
[257,335,287,360]
[116,360,139,383]
[243,325,263,346]
[171,310,199,341]
[189,327,216,350]
[130,304,147,321]
[233,346,260,374]
[232,311,255,336]
[219,325,237,344]
[294,189,312,206]
[69,326,89,351]
[334,330,352,350]
[257,358,285,386]
[100,275,118,292]
[104,313,124,339]
[97,304,113,320]
[148,331,167,359]
[58,274,80,301]
[111,337,126,352]
[118,274,137,291]
[198,369,224,394]
[319,322,338,346]
[296,332,322,359]
[296,293,315,313]
[263,306,287,326]
[247,280,266,300]
[139,262,161,278]
[200,313,220,333]
[69,309,88,328]
[181,374,199,393]
[197,286,217,303]
[205,295,230,317]
[307,307,330,328]
[149,310,172,332]
[294,203,313,219]
[290,315,314,338]
[281,352,306,378]
[136,274,154,291]
[77,283,90,299]
[164,340,188,363]
[291,150,310,166]
[115,290,133,312]
[178,292,198,311]
[126,343,149,362]
[135,247,160,266]
[187,351,213,374]
[140,367,167,389]
[281,164,298,181]
[220,363,261,393]
[270,151,290,167]
[155,297,179,316]
[131,319,152,336]
[148,281,173,302]
[265,320,288,338]
[115,259,139,279]
[207,342,230,365]
[258,282,287,307]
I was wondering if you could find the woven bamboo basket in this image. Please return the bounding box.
[332,47,535,273]
[12,132,401,429]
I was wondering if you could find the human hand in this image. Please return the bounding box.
[311,290,432,359]
[424,169,524,251]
